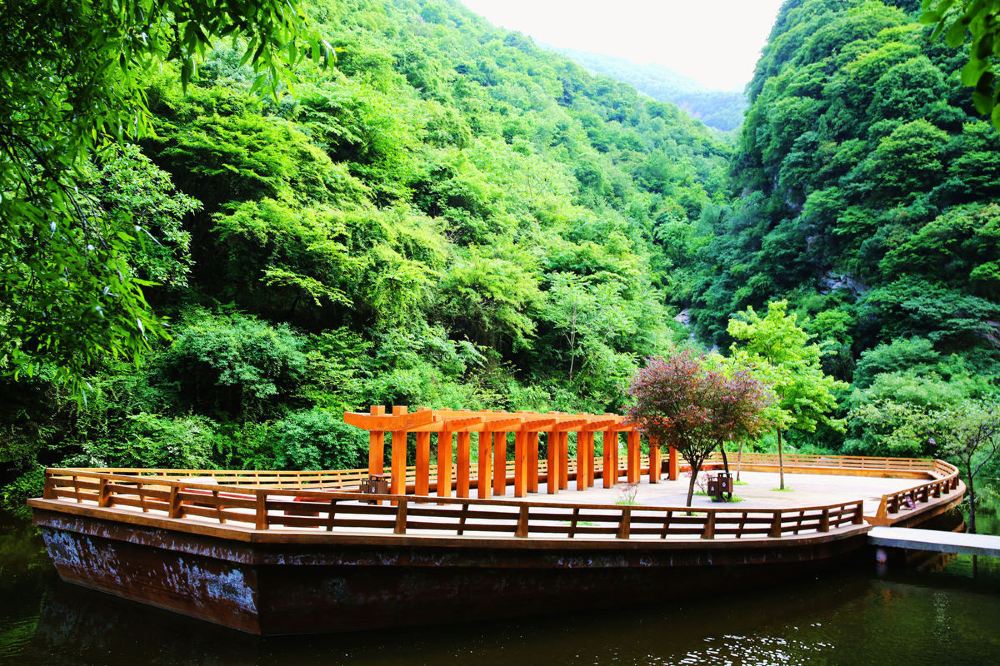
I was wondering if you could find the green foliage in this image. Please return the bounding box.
[78,413,219,469]
[922,0,1000,126]
[559,48,748,132]
[689,0,1000,462]
[157,309,307,420]
[269,408,368,470]
[728,301,848,436]
[0,0,327,393]
[7,0,998,490]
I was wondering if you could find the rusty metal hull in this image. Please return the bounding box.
[33,507,873,635]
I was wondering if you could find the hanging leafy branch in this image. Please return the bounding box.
[922,0,1000,127]
[0,0,331,395]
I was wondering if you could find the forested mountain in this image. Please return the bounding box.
[688,0,1000,453]
[0,0,729,506]
[3,0,999,510]
[559,48,748,132]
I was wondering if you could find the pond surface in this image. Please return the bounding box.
[3,511,1000,665]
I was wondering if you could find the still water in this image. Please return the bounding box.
[3,512,1000,666]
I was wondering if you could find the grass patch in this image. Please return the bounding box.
[734,479,749,486]
[711,495,745,503]
[771,486,794,492]
[694,490,709,496]
[614,500,638,506]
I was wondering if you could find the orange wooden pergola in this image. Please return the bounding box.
[343,406,679,499]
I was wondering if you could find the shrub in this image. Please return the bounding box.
[270,408,368,470]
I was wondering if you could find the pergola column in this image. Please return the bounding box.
[602,429,618,488]
[514,430,528,497]
[367,405,386,477]
[586,432,595,488]
[390,406,409,495]
[415,431,431,495]
[558,432,570,490]
[649,435,661,484]
[478,431,493,499]
[668,445,679,480]
[456,432,471,498]
[527,431,540,493]
[493,431,508,496]
[437,429,453,498]
[546,431,559,494]
[626,430,641,484]
[346,407,633,499]
[578,431,595,489]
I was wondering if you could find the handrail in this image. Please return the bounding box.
[871,459,961,524]
[38,467,866,542]
[50,451,939,489]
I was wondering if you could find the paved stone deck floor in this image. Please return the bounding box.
[499,470,917,515]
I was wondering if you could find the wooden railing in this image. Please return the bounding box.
[871,459,961,524]
[48,456,655,493]
[39,468,864,542]
[716,452,938,472]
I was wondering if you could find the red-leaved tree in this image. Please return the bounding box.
[628,352,773,506]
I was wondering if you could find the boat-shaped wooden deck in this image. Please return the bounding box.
[29,453,965,634]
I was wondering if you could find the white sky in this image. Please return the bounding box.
[460,0,786,91]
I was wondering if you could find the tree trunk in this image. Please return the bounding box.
[719,444,732,501]
[777,428,785,490]
[685,459,699,507]
[736,440,744,482]
[966,466,977,534]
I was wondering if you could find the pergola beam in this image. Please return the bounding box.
[344,406,679,500]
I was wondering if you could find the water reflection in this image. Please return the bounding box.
[4,511,1000,665]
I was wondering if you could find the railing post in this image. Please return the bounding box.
[515,505,529,538]
[768,511,782,538]
[616,507,632,539]
[701,512,716,539]
[853,501,864,525]
[394,498,409,535]
[97,478,110,508]
[42,470,55,499]
[819,508,830,533]
[255,489,268,530]
[875,496,888,519]
[169,485,183,519]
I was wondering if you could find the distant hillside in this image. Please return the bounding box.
[558,48,748,132]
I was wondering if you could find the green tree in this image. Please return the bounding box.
[935,399,1000,533]
[0,0,327,393]
[628,352,772,506]
[728,301,848,489]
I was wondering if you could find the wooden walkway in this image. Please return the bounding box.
[868,526,1000,558]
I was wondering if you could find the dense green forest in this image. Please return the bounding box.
[687,0,1000,455]
[1,0,998,512]
[0,0,729,508]
[558,48,748,132]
